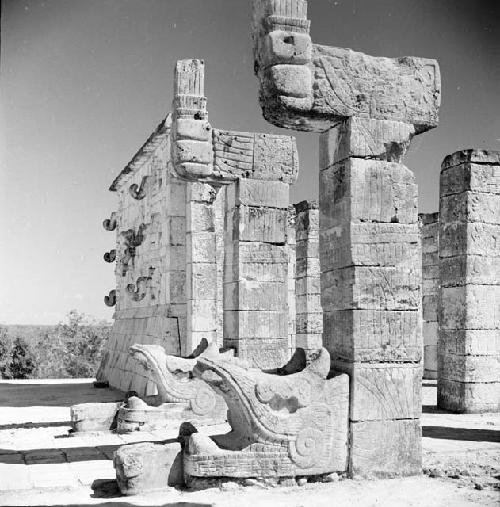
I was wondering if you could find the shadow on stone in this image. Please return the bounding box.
[422,426,500,443]
[91,479,122,498]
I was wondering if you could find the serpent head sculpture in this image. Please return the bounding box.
[184,347,349,479]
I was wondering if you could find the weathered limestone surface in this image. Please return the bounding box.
[437,149,500,413]
[252,0,440,133]
[295,200,322,352]
[183,348,349,480]
[252,0,439,477]
[170,59,299,370]
[420,212,439,380]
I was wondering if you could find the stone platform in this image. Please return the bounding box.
[0,378,498,506]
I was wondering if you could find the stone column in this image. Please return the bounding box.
[170,60,299,366]
[223,178,291,369]
[294,200,322,353]
[185,182,220,354]
[252,0,440,478]
[420,212,439,380]
[287,205,297,357]
[437,149,500,413]
[320,118,422,477]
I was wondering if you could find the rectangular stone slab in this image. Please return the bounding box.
[349,418,422,478]
[114,441,183,495]
[320,159,418,227]
[437,379,500,413]
[324,309,421,362]
[333,361,422,421]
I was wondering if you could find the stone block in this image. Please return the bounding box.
[437,378,500,413]
[296,312,323,334]
[224,310,287,340]
[441,149,500,170]
[296,275,320,296]
[440,163,500,197]
[186,266,216,303]
[439,222,500,258]
[168,216,185,246]
[70,402,121,432]
[440,255,500,287]
[324,309,421,362]
[186,231,216,263]
[231,178,290,209]
[423,321,438,346]
[296,256,320,276]
[438,352,500,383]
[225,338,289,369]
[320,118,415,168]
[224,280,286,311]
[439,285,500,330]
[186,202,215,233]
[320,159,418,227]
[320,222,420,271]
[438,329,500,356]
[224,259,288,284]
[333,360,422,421]
[114,441,183,495]
[349,418,421,478]
[295,333,323,351]
[440,192,500,225]
[187,299,217,332]
[253,133,298,183]
[322,266,420,311]
[296,238,319,259]
[175,118,211,141]
[422,295,438,321]
[424,345,437,378]
[230,205,287,243]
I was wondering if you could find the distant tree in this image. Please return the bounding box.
[34,310,109,378]
[0,326,13,379]
[9,336,36,379]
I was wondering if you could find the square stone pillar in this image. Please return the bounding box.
[437,149,500,413]
[287,206,297,357]
[319,118,422,477]
[294,200,323,352]
[420,212,439,380]
[185,182,222,355]
[223,178,290,369]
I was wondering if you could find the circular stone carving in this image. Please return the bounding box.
[190,386,217,416]
[289,427,323,469]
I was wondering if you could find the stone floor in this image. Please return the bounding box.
[0,378,498,506]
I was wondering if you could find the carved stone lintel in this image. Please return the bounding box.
[251,0,440,133]
[104,289,116,307]
[103,212,117,231]
[129,176,149,200]
[104,249,116,263]
[170,59,299,186]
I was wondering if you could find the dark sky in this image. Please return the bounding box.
[1,0,499,324]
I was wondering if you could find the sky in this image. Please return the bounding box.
[1,0,499,325]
